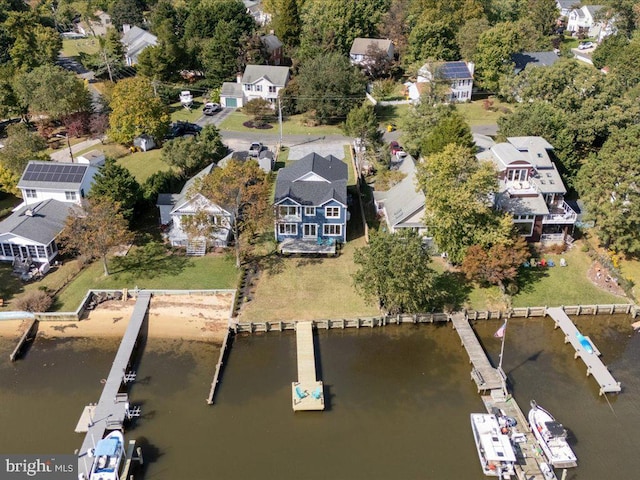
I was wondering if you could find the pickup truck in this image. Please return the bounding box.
[248,142,263,157]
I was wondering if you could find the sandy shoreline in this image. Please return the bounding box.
[0,293,234,344]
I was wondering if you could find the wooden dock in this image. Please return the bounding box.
[292,321,324,411]
[450,313,503,392]
[77,292,151,480]
[9,317,38,361]
[481,394,558,480]
[547,307,621,395]
[206,328,232,405]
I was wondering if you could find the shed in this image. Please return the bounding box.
[133,134,156,152]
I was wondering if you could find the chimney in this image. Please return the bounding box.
[236,73,243,84]
[466,61,475,77]
[122,24,131,34]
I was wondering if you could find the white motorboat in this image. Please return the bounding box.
[87,431,125,480]
[470,413,517,478]
[179,90,193,108]
[528,401,577,469]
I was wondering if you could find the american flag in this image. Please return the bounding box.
[494,321,507,338]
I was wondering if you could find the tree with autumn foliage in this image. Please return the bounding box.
[461,235,530,293]
[60,198,133,276]
[198,159,272,267]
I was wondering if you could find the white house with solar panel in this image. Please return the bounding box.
[0,161,99,269]
[406,61,475,103]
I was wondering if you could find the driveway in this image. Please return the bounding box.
[50,137,104,162]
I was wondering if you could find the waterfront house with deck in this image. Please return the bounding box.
[477,136,577,244]
[274,153,348,254]
[157,163,233,255]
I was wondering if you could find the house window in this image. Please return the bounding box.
[1,243,11,257]
[323,224,342,236]
[24,189,37,198]
[325,206,340,218]
[507,169,528,182]
[268,86,276,93]
[11,244,20,257]
[244,84,253,91]
[279,205,299,218]
[65,191,77,201]
[303,224,317,238]
[27,245,37,257]
[304,207,316,216]
[255,85,262,92]
[36,246,46,258]
[278,223,297,235]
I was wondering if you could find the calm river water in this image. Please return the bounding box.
[0,315,639,480]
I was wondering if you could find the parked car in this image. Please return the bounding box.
[249,142,264,157]
[578,41,594,50]
[390,141,403,155]
[167,121,202,139]
[203,102,221,115]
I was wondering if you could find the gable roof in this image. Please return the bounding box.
[373,156,425,228]
[274,152,348,206]
[0,199,72,245]
[242,65,289,86]
[18,161,93,190]
[511,51,560,74]
[170,163,217,212]
[421,61,473,80]
[220,82,243,98]
[121,26,158,60]
[261,34,283,51]
[350,38,393,55]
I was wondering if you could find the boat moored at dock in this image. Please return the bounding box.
[528,401,577,469]
[84,431,125,480]
[470,413,517,478]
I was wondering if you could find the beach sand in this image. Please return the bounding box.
[0,293,235,344]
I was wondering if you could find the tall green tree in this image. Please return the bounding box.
[343,103,381,145]
[353,229,439,314]
[198,21,242,85]
[108,77,170,144]
[421,109,474,156]
[88,159,142,222]
[109,0,144,31]
[60,198,133,276]
[0,123,49,179]
[162,124,228,177]
[474,21,521,92]
[297,52,367,124]
[405,17,459,64]
[3,10,61,71]
[199,159,272,268]
[416,143,509,264]
[576,125,640,256]
[15,65,91,121]
[456,17,490,61]
[272,0,302,47]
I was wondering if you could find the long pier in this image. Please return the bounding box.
[450,313,503,392]
[206,328,232,404]
[292,321,324,411]
[77,292,151,479]
[452,313,557,480]
[547,307,621,395]
[9,317,38,361]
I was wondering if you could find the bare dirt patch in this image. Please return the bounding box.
[587,261,626,298]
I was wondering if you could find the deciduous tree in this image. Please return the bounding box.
[60,199,133,276]
[199,159,272,268]
[0,123,48,179]
[353,229,439,314]
[88,159,142,222]
[474,21,521,92]
[343,103,381,146]
[108,77,170,144]
[161,124,227,177]
[271,0,302,48]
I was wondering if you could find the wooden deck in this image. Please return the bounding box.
[547,307,621,395]
[77,292,151,479]
[450,313,503,392]
[292,321,324,411]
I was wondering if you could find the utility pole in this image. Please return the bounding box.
[278,97,283,150]
[66,134,74,163]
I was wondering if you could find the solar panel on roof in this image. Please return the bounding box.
[22,162,87,183]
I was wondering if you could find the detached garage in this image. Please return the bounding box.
[220,82,243,109]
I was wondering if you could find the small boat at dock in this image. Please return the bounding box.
[528,401,577,469]
[470,413,517,478]
[85,431,125,480]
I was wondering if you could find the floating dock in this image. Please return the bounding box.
[292,321,324,411]
[547,307,621,395]
[77,292,151,480]
[450,313,503,392]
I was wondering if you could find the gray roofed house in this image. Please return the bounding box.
[121,25,158,66]
[274,152,348,253]
[349,38,394,65]
[373,156,429,237]
[221,65,290,109]
[242,65,289,87]
[261,34,284,65]
[0,199,72,265]
[156,163,232,254]
[511,51,560,75]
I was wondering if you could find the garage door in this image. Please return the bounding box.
[225,97,237,108]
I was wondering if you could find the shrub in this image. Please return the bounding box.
[14,290,53,312]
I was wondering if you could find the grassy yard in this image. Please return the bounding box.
[619,257,640,299]
[376,103,410,130]
[456,99,512,126]
[170,97,206,123]
[238,237,379,322]
[61,38,100,57]
[116,148,172,183]
[53,245,239,311]
[219,110,343,136]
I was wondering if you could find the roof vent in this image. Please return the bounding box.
[25,209,33,217]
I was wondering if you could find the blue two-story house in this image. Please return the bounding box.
[274,152,348,254]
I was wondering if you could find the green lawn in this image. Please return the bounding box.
[61,38,100,57]
[376,103,410,130]
[219,110,343,136]
[238,237,379,322]
[170,97,206,123]
[619,257,640,299]
[116,148,172,183]
[456,99,512,126]
[53,245,239,311]
[74,142,129,159]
